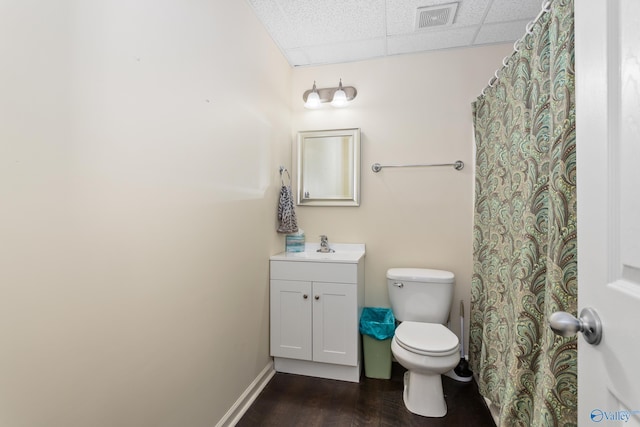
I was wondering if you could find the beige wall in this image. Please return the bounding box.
[1,1,514,422]
[0,1,290,426]
[290,44,513,352]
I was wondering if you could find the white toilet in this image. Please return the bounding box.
[387,268,460,417]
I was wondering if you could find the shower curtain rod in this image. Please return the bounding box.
[480,0,552,97]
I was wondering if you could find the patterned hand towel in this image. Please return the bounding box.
[277,183,298,233]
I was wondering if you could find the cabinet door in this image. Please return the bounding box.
[312,282,358,366]
[270,280,312,360]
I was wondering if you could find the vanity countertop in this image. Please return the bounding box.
[270,243,365,263]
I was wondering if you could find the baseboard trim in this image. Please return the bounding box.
[215,360,276,427]
[273,357,360,383]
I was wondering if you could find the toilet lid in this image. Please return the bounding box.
[394,321,459,356]
[386,268,454,283]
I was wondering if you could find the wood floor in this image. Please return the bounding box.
[237,363,496,427]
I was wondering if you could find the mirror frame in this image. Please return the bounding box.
[295,128,361,206]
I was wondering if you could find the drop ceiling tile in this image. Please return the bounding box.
[273,0,386,48]
[387,27,476,55]
[284,49,312,67]
[247,0,541,67]
[445,0,490,26]
[473,19,529,45]
[247,0,296,47]
[386,0,490,36]
[292,37,387,66]
[484,0,541,24]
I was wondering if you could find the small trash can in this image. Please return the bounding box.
[359,307,396,379]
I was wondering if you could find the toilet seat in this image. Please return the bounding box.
[394,321,459,357]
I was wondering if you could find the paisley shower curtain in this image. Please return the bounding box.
[469,1,576,426]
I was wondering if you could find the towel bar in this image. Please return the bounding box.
[371,161,464,173]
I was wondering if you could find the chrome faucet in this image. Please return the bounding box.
[317,235,335,253]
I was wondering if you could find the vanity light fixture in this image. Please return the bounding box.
[303,79,357,109]
[304,81,321,109]
[330,79,348,108]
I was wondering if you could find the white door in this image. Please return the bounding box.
[574,0,640,424]
[270,280,312,360]
[312,282,358,366]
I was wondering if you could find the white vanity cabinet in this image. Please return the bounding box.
[269,244,365,382]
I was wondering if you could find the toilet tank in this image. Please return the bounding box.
[387,268,455,323]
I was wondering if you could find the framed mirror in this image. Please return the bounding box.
[296,128,361,206]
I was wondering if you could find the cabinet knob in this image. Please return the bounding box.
[303,294,308,299]
[315,295,320,300]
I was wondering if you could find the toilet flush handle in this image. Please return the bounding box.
[393,282,404,288]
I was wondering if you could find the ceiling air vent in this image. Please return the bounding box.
[415,3,459,30]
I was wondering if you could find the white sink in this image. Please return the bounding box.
[270,243,365,263]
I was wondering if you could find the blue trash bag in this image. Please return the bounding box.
[359,307,396,340]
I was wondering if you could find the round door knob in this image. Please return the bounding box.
[314,295,320,300]
[548,307,602,345]
[303,294,308,299]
